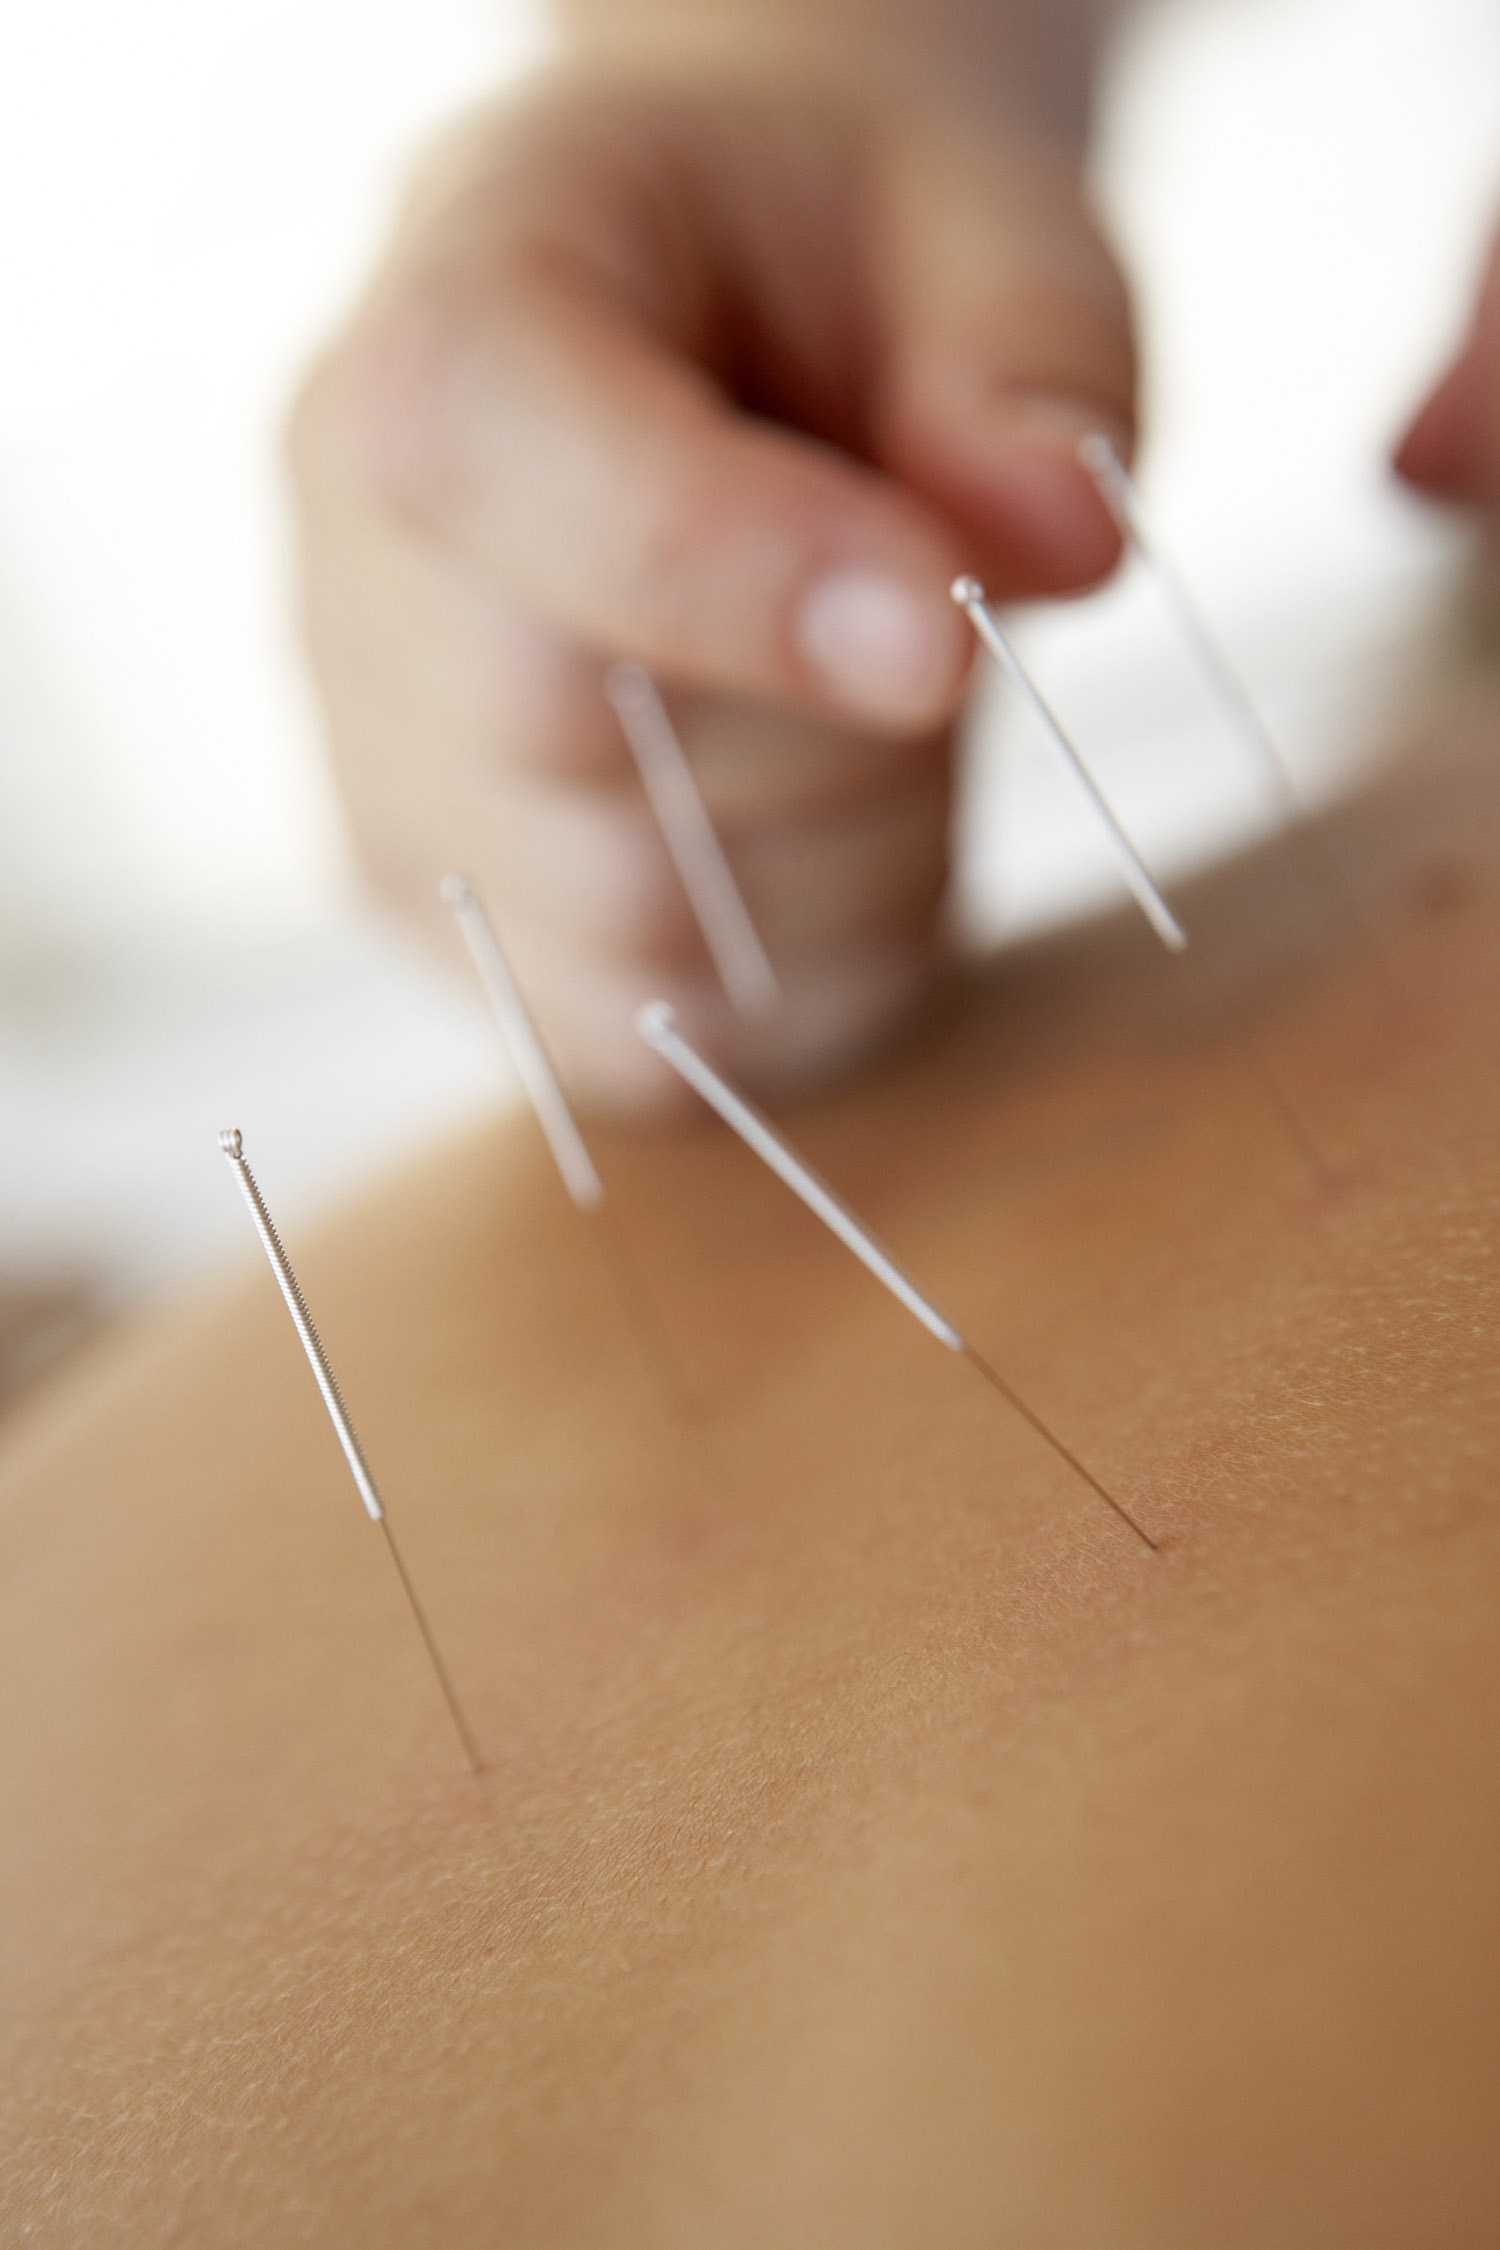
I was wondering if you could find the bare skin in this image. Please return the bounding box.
[288,2,1134,1113]
[2,669,1497,2243]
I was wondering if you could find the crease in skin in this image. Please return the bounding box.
[1,705,1498,2243]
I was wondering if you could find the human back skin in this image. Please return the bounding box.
[1,692,1497,2246]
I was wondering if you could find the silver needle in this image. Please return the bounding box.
[218,1127,483,1773]
[640,1002,958,1345]
[951,575,1188,952]
[440,874,604,1211]
[953,573,1331,1179]
[441,876,692,1407]
[605,663,781,1019]
[1077,433,1299,823]
[1081,429,1398,1019]
[636,1003,1156,1552]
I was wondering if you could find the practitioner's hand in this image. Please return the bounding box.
[1397,216,1500,532]
[289,56,1135,1114]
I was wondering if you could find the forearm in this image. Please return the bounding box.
[556,0,1127,143]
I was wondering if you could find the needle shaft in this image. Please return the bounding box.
[953,575,1188,954]
[607,663,780,1019]
[441,875,604,1211]
[636,1005,1156,1553]
[219,1128,483,1772]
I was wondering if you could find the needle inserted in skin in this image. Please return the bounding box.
[441,874,603,1211]
[218,1127,483,1773]
[951,576,1188,952]
[953,575,1332,1181]
[441,875,692,1408]
[605,663,781,1020]
[641,1001,959,1345]
[1077,433,1299,823]
[1081,429,1399,1019]
[636,1003,1156,1552]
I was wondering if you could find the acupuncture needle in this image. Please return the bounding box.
[440,873,690,1410]
[1077,433,1300,823]
[605,662,781,1020]
[636,1002,1157,1554]
[952,575,1333,1181]
[218,1128,483,1774]
[953,575,1187,952]
[1079,431,1395,1002]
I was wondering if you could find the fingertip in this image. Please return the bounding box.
[887,390,1131,598]
[980,438,1125,590]
[793,565,972,729]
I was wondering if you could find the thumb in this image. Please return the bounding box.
[873,132,1137,596]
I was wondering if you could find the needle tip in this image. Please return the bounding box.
[950,574,986,609]
[438,872,473,910]
[218,1127,244,1161]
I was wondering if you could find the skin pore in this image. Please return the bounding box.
[1,674,1496,2245]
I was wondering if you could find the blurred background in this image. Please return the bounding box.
[1,0,1498,1401]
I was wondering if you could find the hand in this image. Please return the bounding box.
[289,57,1135,1114]
[1396,214,1500,529]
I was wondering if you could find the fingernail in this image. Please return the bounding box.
[796,568,962,723]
